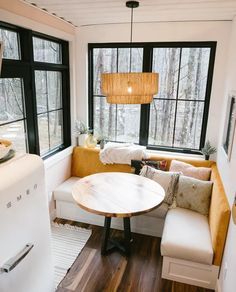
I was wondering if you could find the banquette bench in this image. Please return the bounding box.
[53,146,230,290]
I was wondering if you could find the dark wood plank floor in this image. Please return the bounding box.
[55,218,214,292]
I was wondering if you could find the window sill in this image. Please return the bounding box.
[44,146,73,170]
[146,148,206,160]
[99,143,207,160]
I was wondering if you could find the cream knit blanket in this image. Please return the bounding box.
[99,142,149,165]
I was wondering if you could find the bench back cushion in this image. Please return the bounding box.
[71,147,131,177]
[209,164,230,266]
[71,146,230,266]
[148,153,215,169]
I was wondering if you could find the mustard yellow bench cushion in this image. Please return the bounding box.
[209,164,230,266]
[71,147,131,177]
[71,147,214,177]
[71,146,230,266]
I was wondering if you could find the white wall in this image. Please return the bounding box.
[76,21,231,152]
[44,147,73,217]
[217,16,236,292]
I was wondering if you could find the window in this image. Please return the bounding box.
[35,71,63,155]
[0,28,20,60]
[0,78,27,152]
[92,47,143,143]
[33,37,62,64]
[89,42,216,154]
[0,22,71,157]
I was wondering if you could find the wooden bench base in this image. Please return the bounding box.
[162,256,219,290]
[55,200,165,237]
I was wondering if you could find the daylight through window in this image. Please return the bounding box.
[0,22,70,157]
[89,43,216,153]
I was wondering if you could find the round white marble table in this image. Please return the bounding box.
[72,172,165,255]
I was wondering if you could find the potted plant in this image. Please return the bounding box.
[96,134,107,149]
[74,120,89,146]
[201,140,217,160]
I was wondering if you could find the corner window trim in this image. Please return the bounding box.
[0,21,71,158]
[88,41,216,155]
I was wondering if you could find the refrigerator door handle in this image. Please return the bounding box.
[0,243,34,274]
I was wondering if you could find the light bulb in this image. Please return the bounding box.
[127,85,132,93]
[127,81,132,94]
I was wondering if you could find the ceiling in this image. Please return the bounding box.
[23,0,236,27]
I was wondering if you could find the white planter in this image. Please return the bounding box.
[76,134,88,146]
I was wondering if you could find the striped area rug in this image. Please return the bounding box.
[51,223,92,289]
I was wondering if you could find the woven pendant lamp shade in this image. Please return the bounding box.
[101,72,159,104]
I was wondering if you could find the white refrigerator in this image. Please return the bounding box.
[0,154,54,292]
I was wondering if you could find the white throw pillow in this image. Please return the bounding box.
[140,165,180,205]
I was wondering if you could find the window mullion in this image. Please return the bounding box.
[19,29,40,154]
[88,44,94,130]
[139,45,152,146]
[61,68,71,148]
[115,48,118,140]
[45,71,51,151]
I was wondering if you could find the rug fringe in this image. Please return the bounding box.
[52,222,92,234]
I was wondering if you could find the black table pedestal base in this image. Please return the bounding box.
[101,217,132,256]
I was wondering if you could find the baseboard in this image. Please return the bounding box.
[215,279,221,292]
[162,256,219,290]
[55,200,164,237]
[50,208,56,221]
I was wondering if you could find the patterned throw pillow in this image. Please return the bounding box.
[170,160,211,181]
[140,165,180,205]
[131,159,167,175]
[175,175,213,216]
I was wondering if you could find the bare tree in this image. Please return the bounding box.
[179,48,196,145]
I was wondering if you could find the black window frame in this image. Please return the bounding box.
[0,21,71,159]
[88,42,216,154]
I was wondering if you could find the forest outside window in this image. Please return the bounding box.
[92,47,143,143]
[0,28,20,60]
[89,42,216,154]
[35,70,63,156]
[0,22,70,158]
[0,78,27,152]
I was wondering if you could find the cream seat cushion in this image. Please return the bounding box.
[161,207,213,265]
[53,177,80,203]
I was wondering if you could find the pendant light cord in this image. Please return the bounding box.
[130,5,133,43]
[129,6,133,73]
